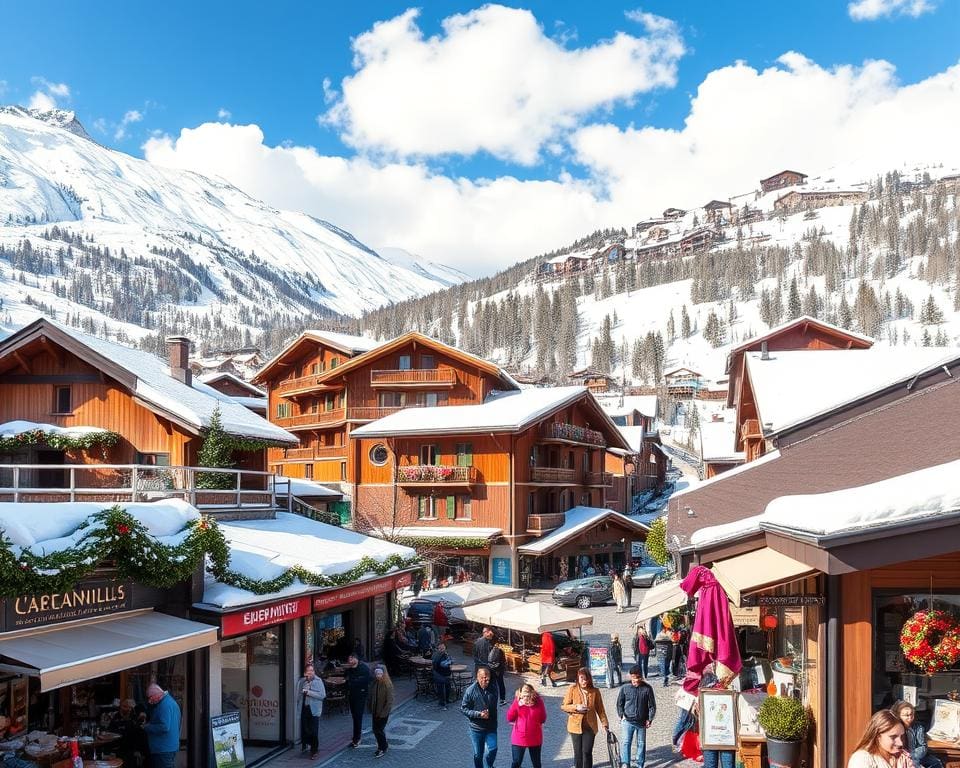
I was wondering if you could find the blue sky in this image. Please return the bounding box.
[1,1,958,272]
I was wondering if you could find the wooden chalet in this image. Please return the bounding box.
[568,368,612,394]
[939,174,960,193]
[679,226,718,255]
[668,349,960,768]
[703,199,733,224]
[662,207,686,220]
[646,224,672,242]
[350,386,645,587]
[759,169,808,194]
[199,371,267,414]
[774,188,868,213]
[663,367,704,397]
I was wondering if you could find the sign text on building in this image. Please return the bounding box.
[312,573,412,613]
[6,580,131,629]
[221,596,311,638]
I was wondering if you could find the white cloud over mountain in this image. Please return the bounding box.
[143,7,960,278]
[321,5,684,164]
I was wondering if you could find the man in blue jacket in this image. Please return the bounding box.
[460,666,499,768]
[345,654,372,748]
[141,684,180,768]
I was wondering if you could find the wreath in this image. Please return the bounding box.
[900,610,960,674]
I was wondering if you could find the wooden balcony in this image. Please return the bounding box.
[275,374,343,397]
[275,409,346,431]
[315,445,347,460]
[740,418,761,440]
[529,466,578,484]
[347,405,409,422]
[370,368,457,388]
[396,464,478,486]
[283,447,315,460]
[584,471,614,487]
[527,513,566,533]
[539,422,606,447]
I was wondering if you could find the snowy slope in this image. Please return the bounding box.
[0,106,462,339]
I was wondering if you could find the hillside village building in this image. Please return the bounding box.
[759,169,808,194]
[773,188,869,212]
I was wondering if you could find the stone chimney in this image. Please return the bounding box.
[166,336,192,386]
[760,340,769,361]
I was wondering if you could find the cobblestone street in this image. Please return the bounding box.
[313,589,696,768]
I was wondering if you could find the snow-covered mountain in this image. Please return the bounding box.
[0,106,463,344]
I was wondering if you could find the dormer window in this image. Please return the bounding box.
[398,355,412,370]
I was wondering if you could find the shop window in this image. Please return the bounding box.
[53,385,72,414]
[369,444,389,466]
[420,355,435,369]
[420,444,440,466]
[312,612,351,665]
[398,355,412,370]
[455,443,473,467]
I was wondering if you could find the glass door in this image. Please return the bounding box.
[220,629,285,751]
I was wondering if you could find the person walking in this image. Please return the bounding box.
[488,636,507,706]
[607,634,624,688]
[613,574,627,614]
[671,623,687,680]
[654,627,673,687]
[561,668,609,768]
[345,653,372,748]
[539,631,557,688]
[622,567,634,608]
[432,642,454,709]
[616,666,656,768]
[433,600,449,643]
[632,626,651,679]
[507,683,546,768]
[141,684,181,768]
[461,666,500,768]
[367,665,394,758]
[473,627,493,673]
[296,663,326,760]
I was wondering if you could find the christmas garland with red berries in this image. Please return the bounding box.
[900,609,960,674]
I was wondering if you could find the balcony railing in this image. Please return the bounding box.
[396,464,478,485]
[275,409,346,429]
[0,463,282,512]
[527,513,566,533]
[315,445,347,459]
[539,422,606,447]
[741,418,761,440]
[347,406,410,421]
[584,471,614,487]
[370,368,457,387]
[275,374,342,396]
[283,447,316,460]
[529,466,578,484]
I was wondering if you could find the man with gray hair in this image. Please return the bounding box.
[141,684,180,768]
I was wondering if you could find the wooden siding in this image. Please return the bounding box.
[354,483,510,532]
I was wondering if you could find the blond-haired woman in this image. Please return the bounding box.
[367,665,394,758]
[848,709,910,768]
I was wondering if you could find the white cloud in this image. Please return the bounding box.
[113,109,144,140]
[322,4,685,164]
[217,108,232,120]
[143,54,960,277]
[27,91,57,111]
[27,77,71,111]
[848,0,937,20]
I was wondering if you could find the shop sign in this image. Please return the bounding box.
[741,595,825,607]
[492,558,512,586]
[729,606,760,626]
[211,711,245,768]
[312,572,412,613]
[5,580,131,629]
[222,596,311,638]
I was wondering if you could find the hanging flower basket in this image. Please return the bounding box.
[900,610,960,674]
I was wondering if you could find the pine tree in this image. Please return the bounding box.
[838,292,853,329]
[666,310,676,344]
[196,406,235,489]
[681,305,691,338]
[787,277,802,320]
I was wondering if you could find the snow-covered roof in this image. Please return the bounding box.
[200,512,417,610]
[39,320,297,444]
[0,421,111,439]
[617,426,646,453]
[688,515,763,549]
[381,526,502,539]
[599,395,658,419]
[727,315,874,360]
[746,347,958,436]
[271,477,342,499]
[699,417,742,462]
[673,449,782,499]
[352,386,627,446]
[761,459,960,540]
[228,396,268,412]
[547,251,593,265]
[198,371,266,397]
[518,506,649,555]
[303,329,382,354]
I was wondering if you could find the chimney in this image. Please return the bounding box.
[760,341,769,361]
[166,336,192,386]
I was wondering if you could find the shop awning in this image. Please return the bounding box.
[407,582,526,607]
[450,598,527,625]
[0,610,218,691]
[633,578,688,624]
[493,601,593,634]
[710,548,816,606]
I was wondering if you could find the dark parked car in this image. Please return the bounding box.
[631,561,669,587]
[552,576,613,609]
[405,599,436,627]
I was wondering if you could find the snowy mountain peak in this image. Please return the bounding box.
[0,105,92,141]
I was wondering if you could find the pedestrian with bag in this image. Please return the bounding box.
[654,627,673,687]
[622,567,634,608]
[345,653,372,748]
[607,634,624,688]
[613,574,628,614]
[539,631,557,688]
[461,666,500,768]
[296,663,326,760]
[432,642,454,709]
[632,626,651,679]
[507,683,546,768]
[561,667,609,768]
[488,636,508,705]
[616,666,656,768]
[367,665,394,758]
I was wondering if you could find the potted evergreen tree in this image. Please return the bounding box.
[758,695,808,768]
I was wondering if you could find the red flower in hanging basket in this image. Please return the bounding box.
[116,524,131,536]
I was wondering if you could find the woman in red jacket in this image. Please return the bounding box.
[539,631,557,688]
[432,601,449,643]
[507,683,547,768]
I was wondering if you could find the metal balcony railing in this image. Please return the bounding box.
[540,422,606,447]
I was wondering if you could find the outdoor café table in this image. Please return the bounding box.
[409,656,433,667]
[450,664,467,673]
[927,739,960,768]
[323,676,346,687]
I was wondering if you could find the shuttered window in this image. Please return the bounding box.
[455,443,473,467]
[446,495,456,519]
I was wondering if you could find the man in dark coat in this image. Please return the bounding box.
[622,567,634,607]
[460,666,499,768]
[345,653,372,748]
[616,666,657,768]
[473,626,493,673]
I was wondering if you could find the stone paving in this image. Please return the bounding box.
[292,588,698,768]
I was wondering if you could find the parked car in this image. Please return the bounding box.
[631,561,669,587]
[552,576,613,609]
[405,599,436,627]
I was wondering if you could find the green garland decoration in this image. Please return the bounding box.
[392,536,492,550]
[0,504,422,598]
[0,428,120,455]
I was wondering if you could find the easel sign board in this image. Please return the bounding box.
[700,689,739,750]
[928,700,960,742]
[211,711,245,768]
[589,647,609,686]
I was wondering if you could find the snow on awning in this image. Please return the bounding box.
[518,506,649,555]
[386,526,501,540]
[0,421,111,439]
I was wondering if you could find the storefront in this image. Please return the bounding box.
[0,577,215,767]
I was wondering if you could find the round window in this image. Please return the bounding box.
[369,444,389,466]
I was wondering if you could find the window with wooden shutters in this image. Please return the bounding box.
[455,443,473,467]
[277,402,292,418]
[420,444,440,465]
[446,495,456,519]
